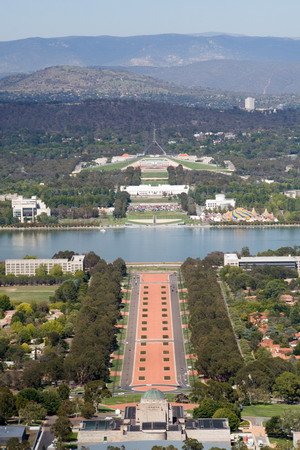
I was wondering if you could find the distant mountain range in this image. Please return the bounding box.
[1,33,300,74]
[2,33,300,97]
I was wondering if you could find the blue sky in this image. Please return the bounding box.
[2,0,300,41]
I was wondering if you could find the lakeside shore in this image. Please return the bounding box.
[1,222,300,231]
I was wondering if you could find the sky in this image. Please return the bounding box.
[1,0,300,42]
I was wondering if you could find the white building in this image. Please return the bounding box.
[5,255,85,276]
[120,184,189,197]
[205,194,235,210]
[245,97,255,111]
[224,253,300,275]
[285,190,300,198]
[12,196,51,223]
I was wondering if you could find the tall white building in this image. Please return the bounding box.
[205,194,235,210]
[12,196,51,223]
[5,255,85,276]
[245,97,255,111]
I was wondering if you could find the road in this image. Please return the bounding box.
[169,272,189,389]
[35,416,56,450]
[120,274,140,389]
[243,416,270,448]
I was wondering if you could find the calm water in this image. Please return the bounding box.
[0,227,300,262]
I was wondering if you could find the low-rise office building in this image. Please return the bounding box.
[285,189,300,198]
[0,426,26,447]
[224,253,300,274]
[12,196,51,223]
[5,255,85,276]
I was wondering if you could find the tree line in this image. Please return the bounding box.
[181,257,243,381]
[64,257,126,384]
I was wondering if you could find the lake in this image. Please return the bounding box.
[0,227,300,262]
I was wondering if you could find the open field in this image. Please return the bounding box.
[242,403,300,417]
[141,171,168,178]
[169,158,227,171]
[85,158,140,172]
[0,285,57,303]
[103,393,176,405]
[269,438,293,445]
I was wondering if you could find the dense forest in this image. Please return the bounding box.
[2,100,300,133]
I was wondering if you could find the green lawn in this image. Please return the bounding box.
[269,438,293,445]
[111,358,123,371]
[103,393,176,405]
[141,171,168,178]
[84,158,140,172]
[0,286,58,303]
[169,158,227,171]
[242,403,300,417]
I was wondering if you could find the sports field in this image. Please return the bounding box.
[0,286,57,303]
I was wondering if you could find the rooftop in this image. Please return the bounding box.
[142,388,166,400]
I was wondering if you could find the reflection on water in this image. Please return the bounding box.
[0,227,300,262]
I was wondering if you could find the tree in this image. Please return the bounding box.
[39,390,61,415]
[35,264,48,277]
[49,265,63,277]
[84,252,100,270]
[53,250,75,259]
[273,372,300,403]
[264,280,286,299]
[19,401,47,425]
[50,416,72,444]
[84,380,111,408]
[182,439,204,450]
[6,438,21,450]
[0,387,16,423]
[281,410,300,437]
[58,384,70,401]
[80,402,95,419]
[6,438,31,450]
[0,294,11,311]
[22,362,43,389]
[193,399,220,418]
[213,408,240,431]
[265,416,283,437]
[241,246,250,256]
[57,400,76,417]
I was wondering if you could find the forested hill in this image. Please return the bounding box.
[0,65,243,108]
[1,99,300,134]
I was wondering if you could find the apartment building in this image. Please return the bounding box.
[5,255,85,276]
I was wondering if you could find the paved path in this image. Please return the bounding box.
[169,271,189,388]
[120,274,140,389]
[120,272,188,392]
[243,416,270,448]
